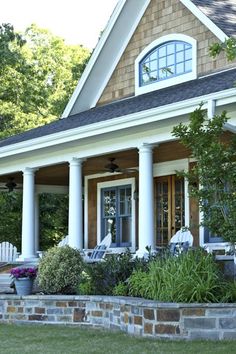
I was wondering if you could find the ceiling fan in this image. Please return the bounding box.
[0,177,22,192]
[104,158,138,174]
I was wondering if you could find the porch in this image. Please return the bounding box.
[0,140,198,262]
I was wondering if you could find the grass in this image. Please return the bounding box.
[0,323,236,354]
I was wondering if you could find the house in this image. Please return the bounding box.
[0,0,236,261]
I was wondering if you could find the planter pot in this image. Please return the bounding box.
[14,277,34,296]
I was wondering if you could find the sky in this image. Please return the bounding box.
[0,0,119,49]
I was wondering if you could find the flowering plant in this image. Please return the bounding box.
[10,267,37,280]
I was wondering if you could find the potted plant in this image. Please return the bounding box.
[10,266,37,295]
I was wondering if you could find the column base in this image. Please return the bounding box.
[16,255,39,263]
[134,248,150,259]
[135,247,158,259]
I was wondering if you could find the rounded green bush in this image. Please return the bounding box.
[37,245,84,294]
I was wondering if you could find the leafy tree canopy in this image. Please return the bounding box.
[172,107,236,243]
[0,23,90,249]
[209,37,236,61]
[0,23,90,139]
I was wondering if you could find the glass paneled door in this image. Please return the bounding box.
[101,185,132,247]
[155,175,185,246]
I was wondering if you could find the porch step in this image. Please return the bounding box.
[0,273,14,294]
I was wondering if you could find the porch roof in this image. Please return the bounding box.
[192,0,236,37]
[0,68,236,149]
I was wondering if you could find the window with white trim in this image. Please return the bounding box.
[135,34,197,95]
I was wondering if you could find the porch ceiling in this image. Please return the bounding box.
[0,141,191,187]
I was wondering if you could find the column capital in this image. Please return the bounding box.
[69,157,86,166]
[22,167,38,175]
[138,143,154,153]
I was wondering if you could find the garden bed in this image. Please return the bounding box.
[1,294,236,340]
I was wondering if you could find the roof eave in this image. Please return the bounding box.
[1,87,236,159]
[62,0,151,117]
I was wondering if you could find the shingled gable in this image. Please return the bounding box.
[62,0,232,118]
[0,67,236,149]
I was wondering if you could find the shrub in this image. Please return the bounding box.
[78,250,150,296]
[127,248,231,302]
[146,248,225,303]
[128,269,151,299]
[112,281,128,296]
[37,245,84,294]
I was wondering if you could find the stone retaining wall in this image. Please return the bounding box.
[0,295,236,340]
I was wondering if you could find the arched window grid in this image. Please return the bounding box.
[139,40,193,87]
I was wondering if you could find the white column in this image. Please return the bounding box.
[136,144,155,257]
[68,158,83,249]
[18,168,37,261]
[34,192,40,254]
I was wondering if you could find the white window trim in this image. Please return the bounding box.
[135,34,197,96]
[97,178,136,252]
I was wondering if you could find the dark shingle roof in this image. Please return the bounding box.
[192,0,236,37]
[1,68,236,149]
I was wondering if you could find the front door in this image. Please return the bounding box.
[155,175,185,246]
[101,185,132,247]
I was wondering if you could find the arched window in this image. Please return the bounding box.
[140,41,192,86]
[135,34,197,95]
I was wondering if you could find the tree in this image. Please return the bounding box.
[0,23,90,249]
[209,37,236,61]
[172,106,236,243]
[0,23,91,139]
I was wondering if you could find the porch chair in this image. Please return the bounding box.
[58,235,69,247]
[83,232,112,263]
[0,241,18,262]
[169,228,193,256]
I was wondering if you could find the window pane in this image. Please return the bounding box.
[176,51,184,63]
[159,57,166,68]
[121,217,131,243]
[103,190,116,216]
[150,52,157,61]
[185,60,192,72]
[167,54,175,66]
[150,60,157,71]
[167,65,174,76]
[176,62,184,74]
[176,43,184,52]
[159,69,167,79]
[159,45,166,57]
[185,48,192,60]
[167,43,175,55]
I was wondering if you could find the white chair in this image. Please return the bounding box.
[58,235,69,247]
[169,228,193,256]
[83,232,112,263]
[0,241,18,262]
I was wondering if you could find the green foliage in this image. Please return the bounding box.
[128,269,151,299]
[112,281,129,296]
[39,193,68,250]
[128,249,227,303]
[209,37,236,61]
[172,107,236,243]
[0,192,22,250]
[79,250,150,295]
[221,281,236,303]
[37,245,84,294]
[0,23,91,139]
